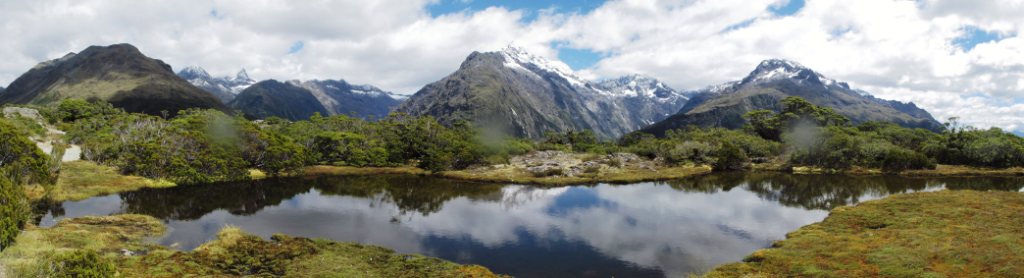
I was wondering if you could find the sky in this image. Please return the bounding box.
[0,0,1023,133]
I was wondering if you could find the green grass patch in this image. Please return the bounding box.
[704,190,1024,277]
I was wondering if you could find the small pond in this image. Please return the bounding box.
[37,173,1024,277]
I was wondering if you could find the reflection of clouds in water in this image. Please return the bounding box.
[399,183,827,275]
[162,191,426,253]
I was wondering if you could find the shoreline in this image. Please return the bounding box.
[31,161,1023,203]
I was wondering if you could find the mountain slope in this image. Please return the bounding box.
[178,66,256,102]
[227,80,328,121]
[0,44,226,115]
[641,59,942,136]
[396,45,688,139]
[228,79,401,121]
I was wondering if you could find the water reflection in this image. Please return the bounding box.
[37,173,1023,277]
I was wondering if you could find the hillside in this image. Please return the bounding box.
[0,44,226,116]
[229,79,401,121]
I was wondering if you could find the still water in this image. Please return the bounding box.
[37,173,1023,277]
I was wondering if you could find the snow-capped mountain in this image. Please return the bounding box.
[229,79,402,121]
[597,74,690,103]
[397,45,689,139]
[177,66,257,102]
[641,58,942,136]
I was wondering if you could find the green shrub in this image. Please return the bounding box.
[881,148,935,173]
[49,250,116,278]
[713,142,749,171]
[0,176,29,250]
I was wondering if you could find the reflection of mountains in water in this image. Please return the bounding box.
[665,173,1024,210]
[45,173,1020,221]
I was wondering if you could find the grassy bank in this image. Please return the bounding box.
[0,215,503,277]
[441,165,712,186]
[24,161,175,202]
[900,164,1024,177]
[758,163,1024,177]
[704,190,1024,277]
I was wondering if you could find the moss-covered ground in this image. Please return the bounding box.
[0,215,503,277]
[704,190,1024,278]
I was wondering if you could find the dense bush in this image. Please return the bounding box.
[621,127,780,169]
[713,143,748,171]
[0,175,29,250]
[922,119,1024,168]
[881,148,935,173]
[0,118,54,185]
[56,99,119,123]
[48,250,116,278]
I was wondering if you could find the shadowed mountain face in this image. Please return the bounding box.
[228,79,402,121]
[396,46,689,139]
[641,59,943,136]
[0,44,226,116]
[177,66,256,102]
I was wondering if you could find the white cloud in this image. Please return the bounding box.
[556,0,1024,132]
[0,0,1023,131]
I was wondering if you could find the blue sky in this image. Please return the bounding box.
[428,0,607,19]
[953,26,1011,51]
[429,0,609,70]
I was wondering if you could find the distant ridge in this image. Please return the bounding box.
[229,79,402,121]
[640,59,942,136]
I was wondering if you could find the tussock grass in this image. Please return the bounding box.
[704,190,1024,277]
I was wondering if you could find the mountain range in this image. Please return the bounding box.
[0,43,942,140]
[229,79,402,121]
[0,44,226,116]
[640,59,942,136]
[396,45,689,139]
[177,66,257,102]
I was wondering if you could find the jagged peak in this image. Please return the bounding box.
[235,68,252,82]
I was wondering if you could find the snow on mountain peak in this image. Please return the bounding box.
[500,44,588,88]
[179,66,211,79]
[744,58,840,87]
[597,74,686,102]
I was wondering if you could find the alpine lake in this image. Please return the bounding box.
[36,173,1024,277]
